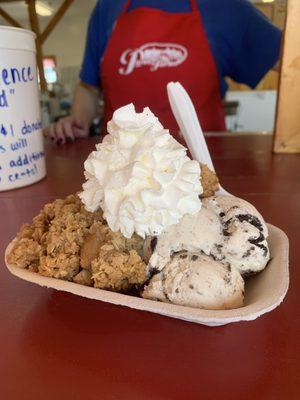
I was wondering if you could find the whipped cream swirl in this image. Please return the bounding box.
[79,104,202,238]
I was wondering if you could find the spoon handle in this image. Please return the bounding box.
[167,82,230,196]
[167,81,215,171]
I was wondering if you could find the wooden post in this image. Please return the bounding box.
[40,0,74,44]
[274,0,300,153]
[0,0,74,92]
[0,6,23,27]
[26,0,48,93]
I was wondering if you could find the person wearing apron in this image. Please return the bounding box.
[100,0,225,140]
[45,0,281,144]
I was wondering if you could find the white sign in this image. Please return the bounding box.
[0,26,46,191]
[119,42,188,75]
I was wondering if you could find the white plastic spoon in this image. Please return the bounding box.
[167,81,229,196]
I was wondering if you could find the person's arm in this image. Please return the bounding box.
[44,82,100,144]
[70,82,100,136]
[44,0,108,144]
[226,0,282,88]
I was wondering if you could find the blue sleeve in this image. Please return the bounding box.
[228,1,282,88]
[79,1,107,87]
[79,0,126,87]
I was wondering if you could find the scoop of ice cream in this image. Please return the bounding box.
[147,195,269,276]
[148,205,222,271]
[79,104,202,238]
[143,252,244,310]
[204,196,270,275]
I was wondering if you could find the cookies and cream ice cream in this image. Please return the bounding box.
[147,195,269,276]
[147,203,221,270]
[204,196,269,275]
[143,252,244,310]
[79,104,202,238]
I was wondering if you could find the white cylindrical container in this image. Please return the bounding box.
[0,26,46,191]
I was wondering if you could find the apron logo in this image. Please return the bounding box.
[119,42,188,75]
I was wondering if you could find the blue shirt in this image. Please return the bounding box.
[80,0,282,97]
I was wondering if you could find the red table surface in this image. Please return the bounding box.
[0,135,300,400]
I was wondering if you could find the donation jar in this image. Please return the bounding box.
[0,26,46,191]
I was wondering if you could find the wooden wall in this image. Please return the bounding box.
[273,0,300,153]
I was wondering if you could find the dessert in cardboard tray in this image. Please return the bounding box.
[7,104,270,310]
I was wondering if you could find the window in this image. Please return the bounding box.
[43,56,58,84]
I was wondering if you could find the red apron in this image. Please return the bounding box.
[100,0,226,139]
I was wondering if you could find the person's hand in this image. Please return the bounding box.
[44,116,90,144]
